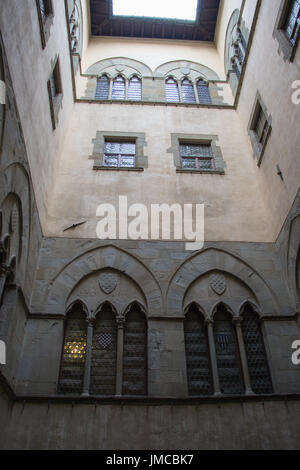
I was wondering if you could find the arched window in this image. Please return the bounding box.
[214,305,244,394]
[128,76,142,101]
[123,305,147,395]
[165,77,179,102]
[112,75,126,100]
[184,305,213,396]
[90,303,117,395]
[181,78,196,104]
[58,303,87,394]
[241,304,273,394]
[95,75,109,100]
[196,79,212,104]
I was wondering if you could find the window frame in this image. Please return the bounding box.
[103,140,137,169]
[248,92,272,166]
[180,143,216,171]
[169,134,226,174]
[273,0,300,62]
[47,56,63,130]
[36,0,54,49]
[90,131,148,171]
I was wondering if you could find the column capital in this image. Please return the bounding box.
[204,318,214,326]
[232,317,242,327]
[85,317,95,327]
[116,315,125,327]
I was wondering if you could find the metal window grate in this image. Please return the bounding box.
[128,76,142,101]
[284,0,300,45]
[39,0,51,22]
[90,305,117,395]
[58,305,87,395]
[180,143,214,170]
[196,80,212,104]
[241,306,273,395]
[111,75,125,100]
[184,307,213,396]
[104,141,136,168]
[181,78,196,104]
[122,307,147,396]
[95,75,109,100]
[165,78,179,102]
[214,306,245,395]
[254,105,267,144]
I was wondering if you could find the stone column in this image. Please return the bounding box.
[233,318,254,395]
[81,318,94,397]
[116,316,125,396]
[125,79,129,100]
[205,319,221,396]
[193,82,199,104]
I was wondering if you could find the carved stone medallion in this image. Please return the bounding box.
[209,273,226,295]
[99,272,118,294]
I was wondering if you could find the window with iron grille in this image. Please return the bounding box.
[184,305,213,396]
[181,78,196,104]
[196,79,212,104]
[90,305,117,396]
[248,93,271,164]
[95,75,109,100]
[180,143,214,171]
[213,305,245,395]
[122,306,147,396]
[104,140,136,168]
[165,77,180,103]
[48,58,62,130]
[284,0,300,44]
[39,0,52,22]
[58,304,87,395]
[241,305,273,395]
[128,76,142,101]
[112,75,126,100]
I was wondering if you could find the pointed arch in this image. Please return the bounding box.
[123,303,147,396]
[165,77,179,102]
[213,303,244,395]
[181,77,196,103]
[184,303,213,396]
[241,303,273,394]
[58,302,87,394]
[90,302,117,395]
[95,74,110,100]
[128,75,142,101]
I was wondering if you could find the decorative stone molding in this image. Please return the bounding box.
[90,131,148,170]
[155,61,219,81]
[86,57,153,79]
[168,133,226,174]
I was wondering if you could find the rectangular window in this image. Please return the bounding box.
[48,58,62,130]
[248,93,272,165]
[104,141,136,168]
[180,143,214,170]
[284,0,300,45]
[36,0,53,49]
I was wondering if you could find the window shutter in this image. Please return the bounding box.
[196,80,212,104]
[128,76,142,101]
[214,306,244,395]
[284,0,300,45]
[181,78,196,104]
[123,306,147,395]
[95,75,109,100]
[165,77,180,102]
[241,305,273,394]
[90,304,117,395]
[58,304,87,394]
[112,75,126,100]
[184,306,213,396]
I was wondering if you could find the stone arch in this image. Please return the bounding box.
[211,301,235,319]
[86,57,153,78]
[167,248,279,317]
[45,245,162,316]
[183,301,206,318]
[123,300,147,318]
[224,9,240,75]
[287,214,300,308]
[155,60,219,81]
[0,163,31,283]
[66,298,89,317]
[94,300,118,318]
[183,268,259,319]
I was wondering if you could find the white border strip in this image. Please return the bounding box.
[0,80,6,105]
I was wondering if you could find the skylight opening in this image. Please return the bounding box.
[112,0,198,22]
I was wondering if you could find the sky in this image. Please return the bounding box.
[112,0,198,21]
